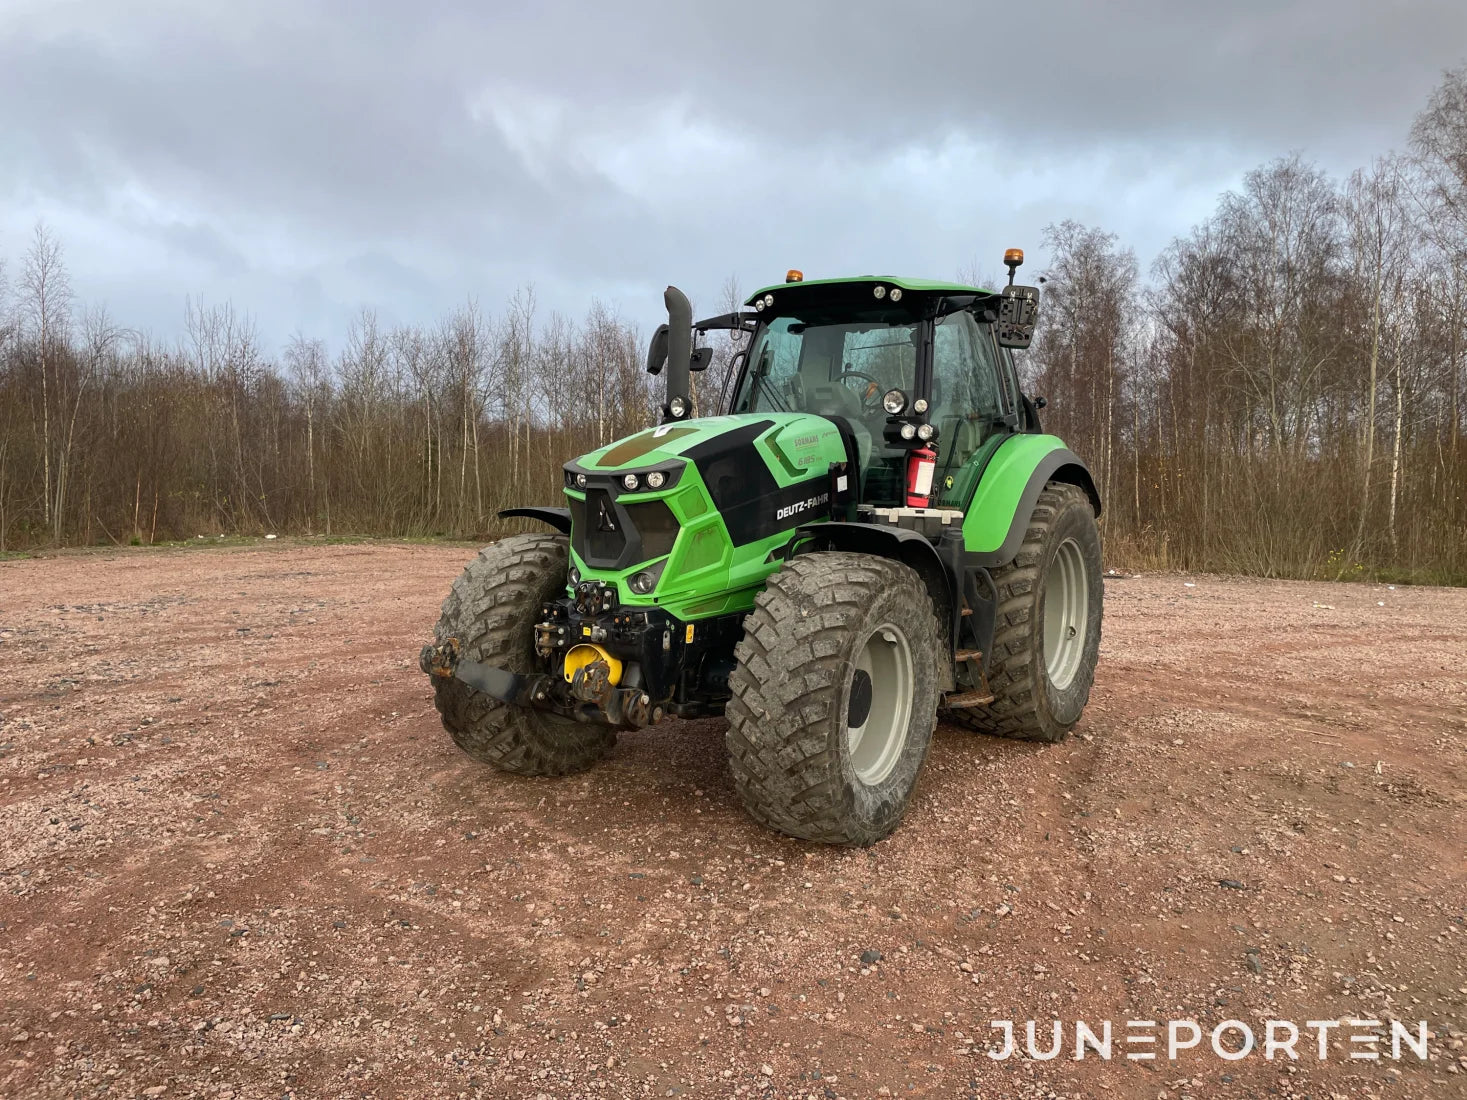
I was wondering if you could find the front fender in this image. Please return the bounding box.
[498,506,572,535]
[962,436,1100,567]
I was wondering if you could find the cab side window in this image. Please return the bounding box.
[930,311,1006,471]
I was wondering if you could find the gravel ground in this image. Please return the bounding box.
[1,542,1464,1099]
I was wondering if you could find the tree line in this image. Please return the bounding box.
[1028,68,1467,583]
[1,68,1465,583]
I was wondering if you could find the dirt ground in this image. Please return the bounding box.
[1,542,1464,1100]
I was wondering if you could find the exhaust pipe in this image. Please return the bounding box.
[662,285,692,423]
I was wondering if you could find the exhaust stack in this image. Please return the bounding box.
[662,285,692,423]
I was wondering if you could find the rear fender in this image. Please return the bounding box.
[962,437,1100,567]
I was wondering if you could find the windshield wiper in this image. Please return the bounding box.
[748,352,790,413]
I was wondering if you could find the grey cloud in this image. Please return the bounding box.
[0,0,1463,348]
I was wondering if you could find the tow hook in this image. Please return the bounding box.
[420,637,462,679]
[568,657,616,707]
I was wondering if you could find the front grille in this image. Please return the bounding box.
[568,489,680,570]
[583,488,626,563]
[622,501,679,560]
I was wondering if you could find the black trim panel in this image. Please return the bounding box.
[684,419,830,546]
[819,414,863,518]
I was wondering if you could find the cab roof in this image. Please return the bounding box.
[744,275,993,305]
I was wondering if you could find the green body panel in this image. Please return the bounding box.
[746,275,993,304]
[756,416,849,489]
[959,433,1073,554]
[566,412,847,620]
[932,433,1009,512]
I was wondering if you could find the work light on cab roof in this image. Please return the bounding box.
[421,247,1104,848]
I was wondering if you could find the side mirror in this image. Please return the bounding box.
[996,285,1040,349]
[646,324,669,375]
[689,346,713,372]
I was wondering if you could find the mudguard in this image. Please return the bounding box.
[498,506,573,535]
[962,436,1101,567]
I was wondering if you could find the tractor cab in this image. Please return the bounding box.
[722,276,1034,511]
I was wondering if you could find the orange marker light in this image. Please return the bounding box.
[1003,248,1024,267]
[786,269,804,283]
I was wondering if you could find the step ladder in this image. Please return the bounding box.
[943,605,994,708]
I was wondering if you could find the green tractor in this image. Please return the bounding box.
[421,252,1102,845]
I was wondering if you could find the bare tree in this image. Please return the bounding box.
[1410,64,1467,464]
[1029,221,1139,523]
[285,332,328,532]
[1343,156,1410,562]
[19,224,73,534]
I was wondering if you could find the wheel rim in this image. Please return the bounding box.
[846,623,914,786]
[1043,537,1089,691]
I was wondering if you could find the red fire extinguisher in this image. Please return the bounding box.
[906,444,937,507]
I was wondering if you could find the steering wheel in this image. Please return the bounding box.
[836,369,885,413]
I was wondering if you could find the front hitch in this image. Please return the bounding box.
[420,637,664,729]
[419,638,548,707]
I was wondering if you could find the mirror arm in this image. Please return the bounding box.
[692,311,759,333]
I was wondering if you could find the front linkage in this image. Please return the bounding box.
[420,579,742,730]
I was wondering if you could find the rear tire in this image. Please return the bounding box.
[431,533,614,775]
[946,481,1102,743]
[725,553,942,845]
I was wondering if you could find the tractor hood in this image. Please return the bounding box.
[571,413,840,474]
[562,413,852,594]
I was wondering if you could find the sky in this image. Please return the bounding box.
[2,0,1465,352]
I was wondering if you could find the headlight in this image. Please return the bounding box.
[628,570,657,595]
[881,389,907,415]
[872,285,886,299]
[889,287,903,302]
[622,473,640,491]
[568,565,581,586]
[669,395,688,418]
[575,473,588,488]
[917,423,934,441]
[913,398,928,414]
[762,293,774,308]
[899,422,916,440]
[646,470,666,489]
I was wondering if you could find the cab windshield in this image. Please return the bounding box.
[731,314,918,421]
[729,304,1013,507]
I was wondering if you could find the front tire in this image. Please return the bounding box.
[725,553,942,845]
[946,481,1103,743]
[430,533,615,775]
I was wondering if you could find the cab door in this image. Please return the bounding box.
[929,311,1013,510]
